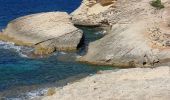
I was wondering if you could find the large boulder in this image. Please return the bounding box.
[0,12,83,55]
[78,0,170,68]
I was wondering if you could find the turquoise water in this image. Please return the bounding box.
[0,27,107,99]
[0,0,113,99]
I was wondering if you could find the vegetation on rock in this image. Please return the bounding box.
[151,0,164,9]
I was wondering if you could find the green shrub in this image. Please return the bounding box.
[151,0,164,9]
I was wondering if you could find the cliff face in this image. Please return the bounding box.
[74,0,170,67]
[71,0,116,26]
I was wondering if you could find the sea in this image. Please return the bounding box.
[0,0,113,99]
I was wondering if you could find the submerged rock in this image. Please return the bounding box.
[76,0,170,67]
[0,12,83,55]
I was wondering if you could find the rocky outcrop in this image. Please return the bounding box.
[42,66,170,100]
[71,0,116,26]
[76,0,170,67]
[0,12,83,55]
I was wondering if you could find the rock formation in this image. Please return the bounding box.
[73,0,170,67]
[0,12,83,55]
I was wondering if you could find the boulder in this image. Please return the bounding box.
[78,0,170,68]
[0,12,83,55]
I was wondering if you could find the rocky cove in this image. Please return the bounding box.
[0,26,107,99]
[1,0,170,68]
[0,0,109,99]
[0,12,105,58]
[1,0,170,99]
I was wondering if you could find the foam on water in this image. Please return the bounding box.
[6,88,48,100]
[0,41,34,58]
[60,52,67,55]
[94,31,105,35]
[26,89,47,99]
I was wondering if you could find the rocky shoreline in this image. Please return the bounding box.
[42,0,170,99]
[0,0,170,99]
[1,0,170,67]
[42,66,170,100]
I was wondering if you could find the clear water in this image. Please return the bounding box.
[0,0,113,99]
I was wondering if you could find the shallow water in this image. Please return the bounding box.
[0,0,114,99]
